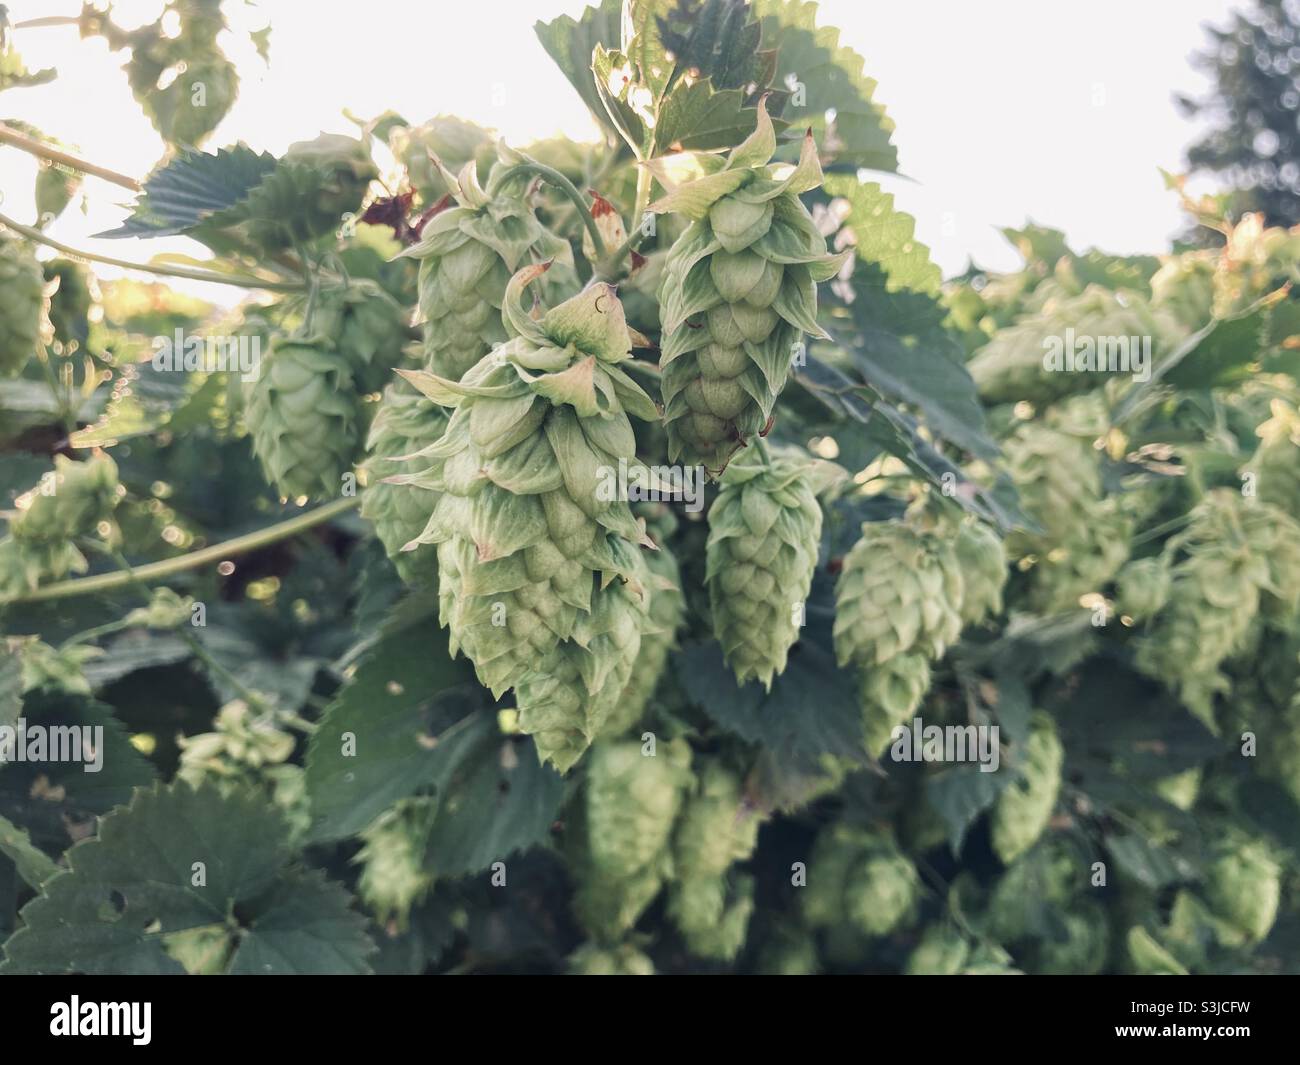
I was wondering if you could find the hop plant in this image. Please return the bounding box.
[1114,556,1172,621]
[802,823,919,938]
[649,101,848,472]
[1203,834,1281,947]
[397,269,659,766]
[245,337,363,501]
[991,712,1064,864]
[667,762,761,960]
[1,453,121,598]
[585,739,693,881]
[567,941,655,975]
[904,925,971,975]
[834,520,964,752]
[968,284,1176,406]
[0,232,44,377]
[953,519,1007,626]
[354,797,438,927]
[309,280,412,394]
[705,445,824,688]
[402,150,574,381]
[361,377,448,581]
[604,508,685,735]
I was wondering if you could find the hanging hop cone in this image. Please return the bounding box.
[308,280,413,394]
[801,823,920,938]
[1149,251,1216,331]
[396,267,660,709]
[953,519,1006,626]
[1114,556,1172,621]
[1203,834,1280,947]
[0,232,45,377]
[245,336,364,501]
[991,711,1064,864]
[390,115,494,205]
[649,100,849,472]
[904,925,971,976]
[667,761,762,960]
[1033,903,1109,975]
[400,148,575,381]
[354,796,438,928]
[1247,399,1300,518]
[604,504,686,736]
[705,445,824,689]
[1,454,121,598]
[361,376,448,582]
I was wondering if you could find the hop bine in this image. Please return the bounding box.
[401,148,574,381]
[649,99,849,473]
[705,444,827,689]
[395,266,660,770]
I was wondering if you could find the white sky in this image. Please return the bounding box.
[0,0,1238,305]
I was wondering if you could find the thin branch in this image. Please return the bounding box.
[0,212,305,292]
[7,496,362,604]
[494,160,608,260]
[0,122,141,191]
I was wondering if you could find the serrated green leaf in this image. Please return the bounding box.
[752,0,898,172]
[0,782,373,974]
[926,765,1013,855]
[96,144,277,239]
[534,1,624,138]
[0,813,57,889]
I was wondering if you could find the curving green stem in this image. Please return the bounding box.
[0,212,305,292]
[492,160,608,261]
[7,496,362,604]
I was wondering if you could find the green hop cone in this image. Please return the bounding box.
[834,520,965,669]
[309,281,412,394]
[390,115,494,204]
[758,924,820,975]
[1247,399,1300,516]
[567,942,655,975]
[673,874,756,961]
[1149,250,1216,331]
[968,284,1177,406]
[953,520,1007,626]
[991,712,1064,864]
[361,376,448,581]
[650,100,849,472]
[802,823,919,937]
[861,653,931,756]
[1033,903,1109,974]
[123,587,194,630]
[985,836,1080,943]
[0,232,44,377]
[605,515,685,735]
[245,337,363,500]
[35,163,82,223]
[1126,926,1189,976]
[705,445,824,688]
[513,572,651,772]
[354,797,438,928]
[397,268,659,708]
[585,738,693,880]
[1203,834,1281,947]
[43,258,94,348]
[1115,557,1172,621]
[904,925,971,975]
[17,639,100,696]
[401,149,574,381]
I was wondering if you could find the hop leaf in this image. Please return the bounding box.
[1203,834,1280,947]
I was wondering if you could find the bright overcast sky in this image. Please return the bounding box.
[0,0,1239,304]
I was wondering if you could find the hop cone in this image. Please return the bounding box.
[706,445,823,688]
[390,115,494,204]
[1150,251,1216,331]
[354,797,438,927]
[1204,835,1281,947]
[672,875,756,961]
[1115,557,1171,621]
[861,652,931,756]
[1033,903,1108,975]
[0,232,44,377]
[310,281,412,394]
[245,337,363,500]
[1127,927,1189,976]
[991,712,1064,864]
[605,512,685,735]
[650,100,849,471]
[398,269,659,716]
[567,942,655,975]
[361,377,447,581]
[968,284,1175,406]
[986,836,1079,942]
[802,823,919,938]
[585,738,693,880]
[402,151,574,381]
[953,519,1006,626]
[1248,399,1300,516]
[904,926,971,976]
[834,521,965,669]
